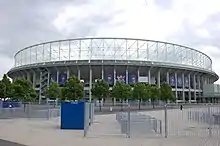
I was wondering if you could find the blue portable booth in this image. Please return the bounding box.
[60,101,91,130]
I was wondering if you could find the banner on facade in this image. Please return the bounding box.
[105,73,114,85]
[116,73,126,83]
[129,74,137,84]
[177,76,182,87]
[169,76,175,86]
[185,77,189,87]
[58,72,67,85]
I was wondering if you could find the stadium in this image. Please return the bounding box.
[7,37,219,103]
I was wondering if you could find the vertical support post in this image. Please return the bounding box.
[78,68,81,80]
[67,68,70,79]
[175,72,178,101]
[208,105,212,137]
[127,104,131,138]
[193,74,196,101]
[114,67,116,85]
[188,73,191,103]
[126,66,128,84]
[89,67,92,102]
[157,69,160,87]
[166,71,169,84]
[137,67,140,82]
[101,65,104,80]
[182,73,185,102]
[148,68,151,84]
[56,70,59,84]
[165,104,168,138]
[32,72,36,88]
[47,70,50,87]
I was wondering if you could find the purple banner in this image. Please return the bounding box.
[105,73,114,85]
[177,76,182,87]
[184,77,189,87]
[58,72,67,85]
[129,74,137,84]
[116,73,126,83]
[169,76,175,86]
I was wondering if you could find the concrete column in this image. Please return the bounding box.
[33,72,36,88]
[67,68,70,79]
[56,70,59,84]
[157,69,160,87]
[47,70,50,87]
[78,68,80,80]
[114,67,116,85]
[89,67,92,102]
[137,68,140,82]
[188,74,191,103]
[27,72,31,82]
[101,66,104,80]
[166,71,169,84]
[126,67,128,84]
[193,74,196,101]
[182,73,185,101]
[175,72,177,100]
[148,69,151,84]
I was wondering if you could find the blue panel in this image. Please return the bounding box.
[61,101,85,130]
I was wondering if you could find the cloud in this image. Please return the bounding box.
[0,0,220,83]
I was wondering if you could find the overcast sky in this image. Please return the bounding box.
[0,0,220,82]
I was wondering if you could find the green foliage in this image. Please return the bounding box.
[0,81,6,98]
[160,82,175,102]
[1,74,12,99]
[61,75,84,100]
[11,78,37,102]
[91,79,109,100]
[132,83,149,101]
[150,85,160,102]
[112,81,132,101]
[45,82,61,99]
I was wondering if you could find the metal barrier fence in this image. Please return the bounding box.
[165,104,220,138]
[0,103,60,119]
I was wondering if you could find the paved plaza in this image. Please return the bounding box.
[0,109,219,146]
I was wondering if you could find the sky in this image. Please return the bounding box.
[0,0,220,82]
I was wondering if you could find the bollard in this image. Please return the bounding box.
[164,104,168,138]
[159,120,162,135]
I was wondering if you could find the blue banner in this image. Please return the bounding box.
[184,77,189,87]
[169,76,175,86]
[177,76,182,87]
[129,74,137,84]
[59,72,67,85]
[116,73,126,83]
[105,73,114,85]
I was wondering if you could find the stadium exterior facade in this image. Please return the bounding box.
[7,38,219,103]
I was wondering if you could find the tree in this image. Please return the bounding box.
[112,81,132,110]
[61,75,84,101]
[150,85,160,108]
[0,81,6,99]
[91,79,109,111]
[11,79,37,102]
[160,82,175,103]
[132,83,150,110]
[11,78,37,111]
[1,74,12,100]
[45,82,61,99]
